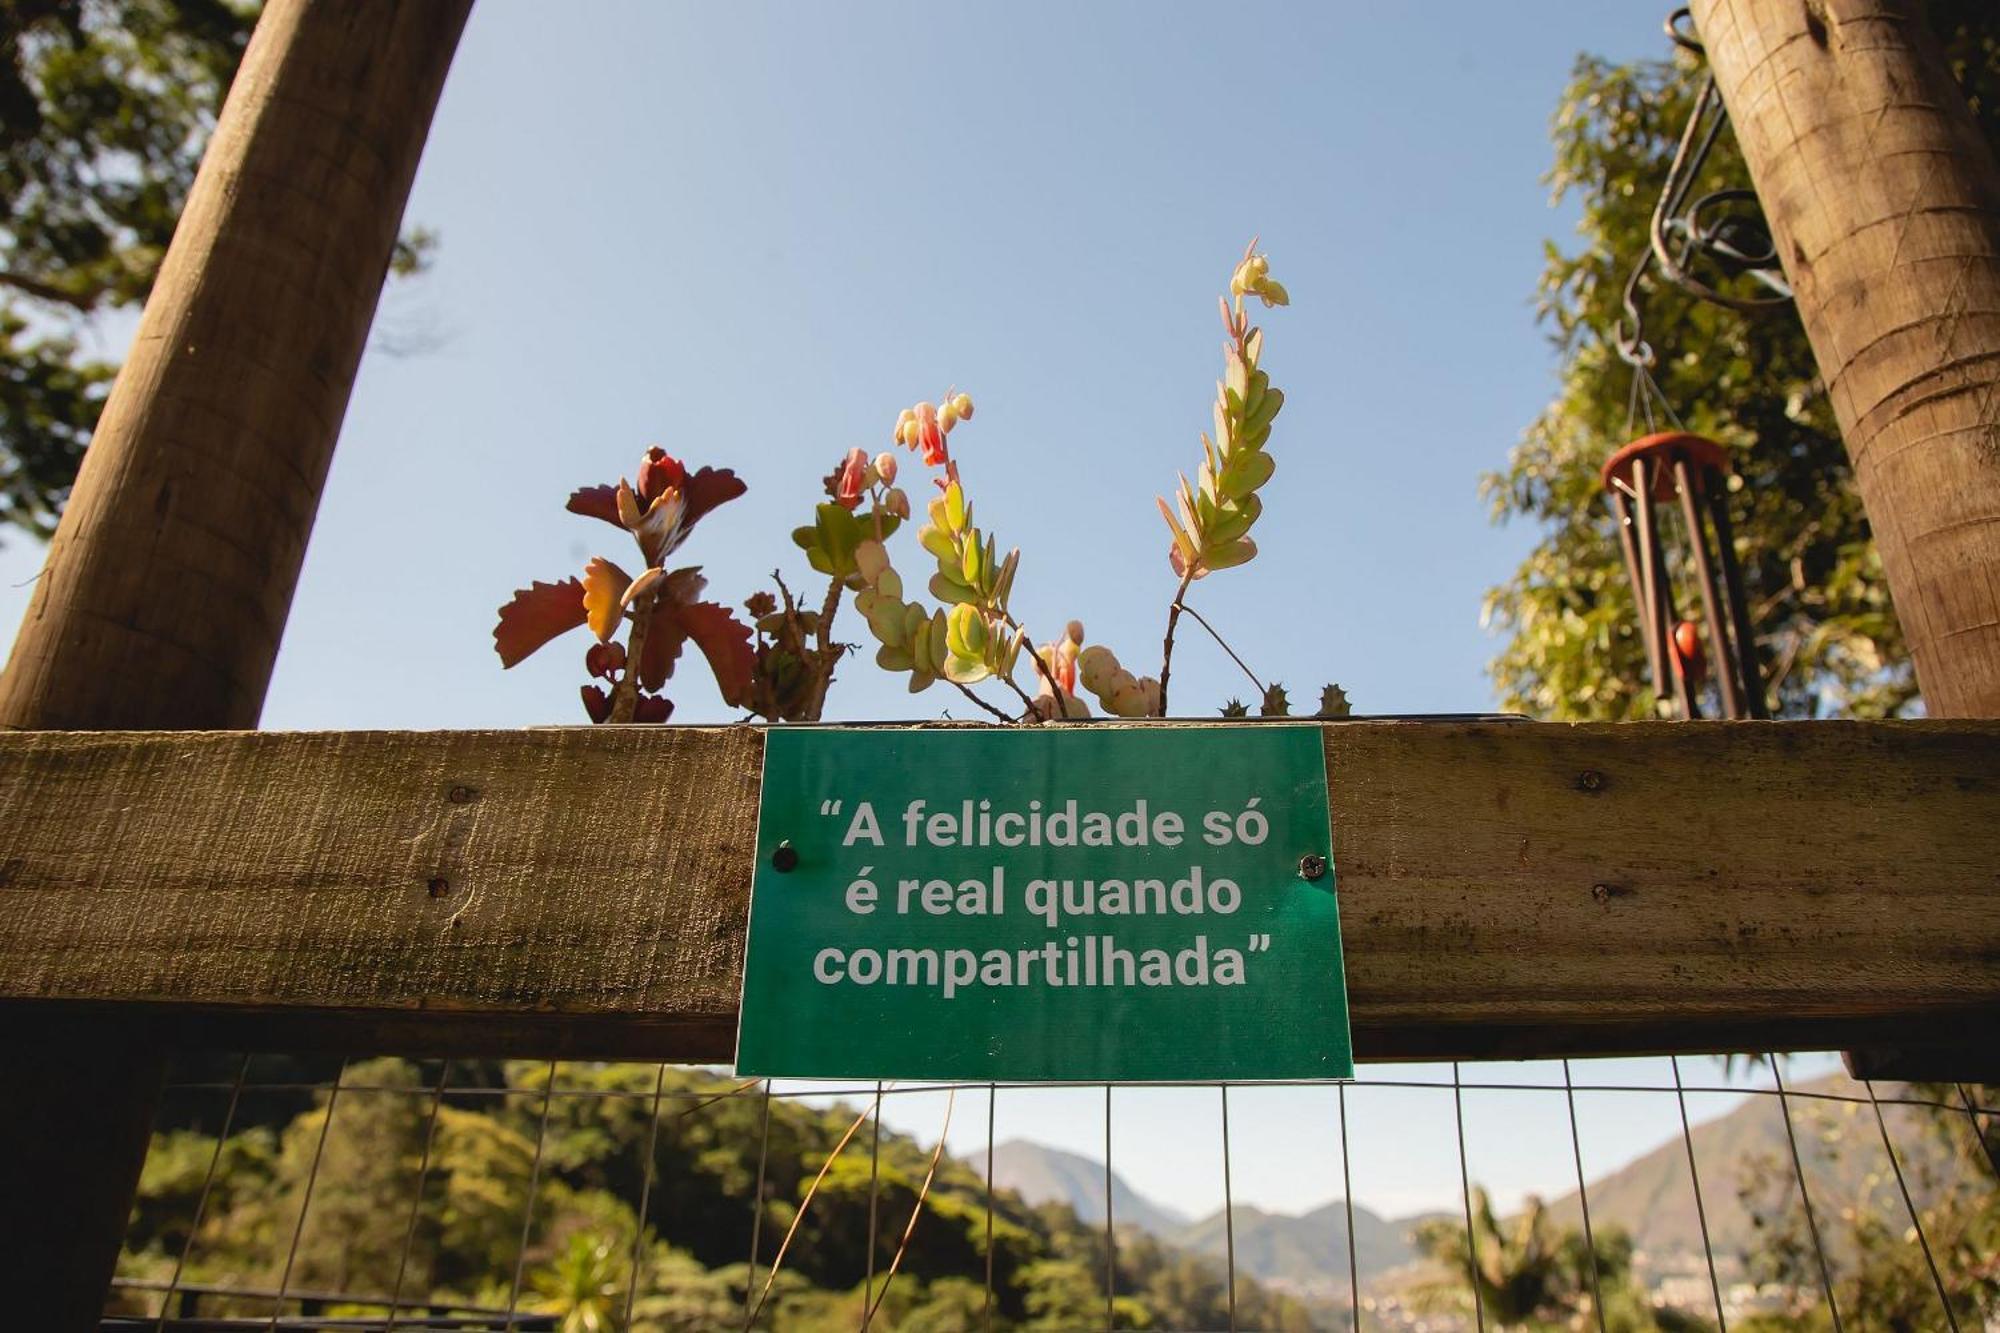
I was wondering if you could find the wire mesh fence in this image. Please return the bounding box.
[108,1051,1999,1332]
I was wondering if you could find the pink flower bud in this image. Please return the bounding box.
[874,452,898,484]
[835,447,869,511]
[884,487,911,519]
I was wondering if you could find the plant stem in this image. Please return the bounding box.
[1156,568,1197,717]
[996,671,1042,719]
[951,681,1014,722]
[609,600,654,723]
[1174,601,1266,695]
[1000,614,1069,722]
[805,574,846,721]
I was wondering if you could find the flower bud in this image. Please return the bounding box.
[874,452,898,484]
[835,447,869,511]
[1065,619,1084,643]
[939,398,959,431]
[952,392,973,421]
[636,447,687,505]
[884,487,911,519]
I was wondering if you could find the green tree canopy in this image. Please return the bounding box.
[0,0,430,540]
[1485,5,1999,721]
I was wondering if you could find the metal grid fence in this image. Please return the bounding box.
[107,1052,2000,1332]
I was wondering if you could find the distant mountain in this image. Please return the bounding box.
[974,1138,1419,1292]
[1544,1073,1961,1269]
[1173,1199,1418,1288]
[974,1074,1982,1305]
[981,1138,1192,1237]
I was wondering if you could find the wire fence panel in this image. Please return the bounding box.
[108,1054,1999,1332]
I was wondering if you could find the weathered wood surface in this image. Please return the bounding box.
[1,721,1995,1063]
[1691,0,2000,717]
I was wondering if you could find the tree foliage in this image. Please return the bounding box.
[0,0,431,541]
[1485,5,1999,720]
[112,1059,1319,1331]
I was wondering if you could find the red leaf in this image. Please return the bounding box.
[566,484,623,530]
[633,567,709,692]
[681,467,748,531]
[676,601,757,708]
[637,612,685,692]
[494,578,586,667]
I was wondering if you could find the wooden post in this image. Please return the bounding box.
[1688,0,2000,717]
[0,0,469,1322]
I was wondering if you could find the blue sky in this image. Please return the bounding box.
[1,1,1822,1218]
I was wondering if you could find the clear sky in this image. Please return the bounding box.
[0,1,1825,1220]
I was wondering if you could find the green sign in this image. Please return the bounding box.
[735,724,1351,1082]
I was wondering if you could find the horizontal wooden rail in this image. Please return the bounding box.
[1,721,1994,1066]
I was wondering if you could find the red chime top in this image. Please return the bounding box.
[1600,431,1732,499]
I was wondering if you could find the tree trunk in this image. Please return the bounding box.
[0,0,469,1324]
[1690,0,2000,718]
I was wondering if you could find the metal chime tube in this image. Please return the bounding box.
[1630,460,1673,705]
[1703,474,1769,719]
[1637,459,1703,718]
[1674,457,1745,718]
[1610,489,1665,696]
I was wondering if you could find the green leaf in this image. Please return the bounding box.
[814,503,864,574]
[929,571,977,605]
[918,525,957,561]
[1219,448,1275,500]
[1246,385,1284,431]
[943,654,990,685]
[1203,537,1258,571]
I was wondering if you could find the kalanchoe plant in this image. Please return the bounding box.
[493,448,755,723]
[1151,239,1291,715]
[849,391,1063,719]
[735,446,914,720]
[850,245,1317,722]
[503,246,1352,726]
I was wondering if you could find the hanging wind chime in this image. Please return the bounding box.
[1601,7,1791,720]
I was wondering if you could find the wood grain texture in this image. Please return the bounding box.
[0,0,471,730]
[2,720,1994,1063]
[1690,0,2000,717]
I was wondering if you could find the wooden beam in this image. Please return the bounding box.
[2,721,1994,1064]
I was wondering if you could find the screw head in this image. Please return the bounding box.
[1298,853,1328,882]
[1577,769,1606,793]
[771,841,799,873]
